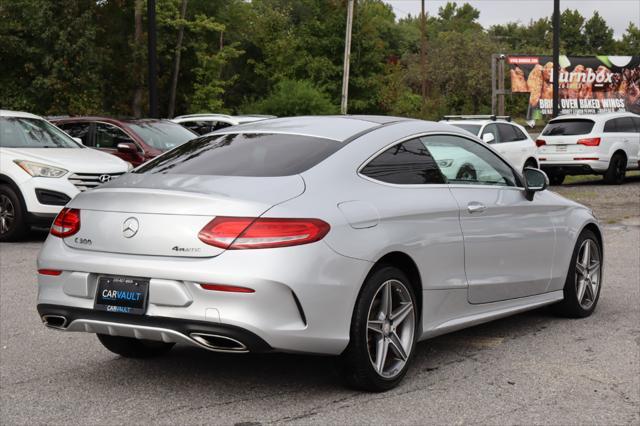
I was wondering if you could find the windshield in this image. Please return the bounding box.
[450,124,481,135]
[542,119,595,136]
[127,121,196,151]
[0,117,82,148]
[135,133,343,177]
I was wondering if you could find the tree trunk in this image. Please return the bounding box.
[168,0,188,118]
[132,0,144,118]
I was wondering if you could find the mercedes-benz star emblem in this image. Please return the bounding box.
[98,174,112,183]
[122,217,139,238]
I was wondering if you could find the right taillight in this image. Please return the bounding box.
[577,137,601,146]
[198,217,330,249]
[50,208,81,238]
[535,139,546,147]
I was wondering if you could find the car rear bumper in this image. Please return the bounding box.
[540,159,609,175]
[37,236,372,355]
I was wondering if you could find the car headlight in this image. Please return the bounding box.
[14,160,68,178]
[437,159,454,168]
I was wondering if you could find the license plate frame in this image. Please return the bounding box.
[94,275,150,315]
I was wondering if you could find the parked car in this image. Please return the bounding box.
[171,114,276,135]
[37,116,602,391]
[52,117,197,167]
[536,112,640,185]
[0,110,129,241]
[441,115,539,173]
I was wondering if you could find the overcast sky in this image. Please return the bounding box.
[384,0,639,38]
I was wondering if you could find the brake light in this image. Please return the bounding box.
[200,284,255,293]
[38,269,62,276]
[50,208,81,238]
[535,139,546,147]
[577,137,601,146]
[198,217,330,249]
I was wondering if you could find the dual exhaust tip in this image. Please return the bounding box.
[40,315,249,353]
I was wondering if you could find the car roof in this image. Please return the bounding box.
[549,112,637,122]
[51,116,171,125]
[0,110,43,120]
[209,115,415,141]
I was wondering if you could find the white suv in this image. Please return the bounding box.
[0,110,129,241]
[537,112,640,185]
[441,116,539,173]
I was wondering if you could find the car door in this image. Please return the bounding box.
[422,134,556,304]
[94,122,144,165]
[495,123,524,169]
[56,122,91,146]
[617,117,640,168]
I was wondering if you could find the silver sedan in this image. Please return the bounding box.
[37,116,603,391]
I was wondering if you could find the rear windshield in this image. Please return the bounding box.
[542,119,595,136]
[134,133,342,177]
[450,124,481,135]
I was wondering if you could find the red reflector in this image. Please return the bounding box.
[535,139,546,147]
[198,217,330,249]
[539,157,547,161]
[50,208,80,238]
[573,157,599,161]
[577,137,601,146]
[200,284,255,293]
[38,269,63,276]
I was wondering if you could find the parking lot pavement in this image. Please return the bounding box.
[1,182,639,425]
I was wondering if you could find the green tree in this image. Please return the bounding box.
[560,9,585,54]
[584,11,615,53]
[243,79,337,116]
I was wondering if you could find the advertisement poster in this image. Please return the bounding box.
[507,55,640,120]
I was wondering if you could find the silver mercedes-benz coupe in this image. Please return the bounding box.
[37,116,603,391]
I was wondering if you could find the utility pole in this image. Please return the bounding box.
[148,0,159,118]
[420,0,427,113]
[552,0,560,118]
[340,0,355,115]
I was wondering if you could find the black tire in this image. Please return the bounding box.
[456,164,477,181]
[552,229,602,318]
[603,153,626,185]
[340,265,418,392]
[97,334,175,358]
[522,158,538,172]
[0,184,28,242]
[548,173,565,186]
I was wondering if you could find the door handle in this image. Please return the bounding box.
[467,201,486,214]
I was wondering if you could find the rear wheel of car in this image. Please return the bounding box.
[548,173,565,186]
[0,185,28,242]
[603,153,626,185]
[97,334,175,358]
[340,266,417,392]
[552,229,602,318]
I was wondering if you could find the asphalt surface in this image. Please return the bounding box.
[1,183,639,425]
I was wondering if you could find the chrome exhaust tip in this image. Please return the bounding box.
[190,333,249,353]
[42,314,68,330]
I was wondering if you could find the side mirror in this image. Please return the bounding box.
[482,133,495,143]
[117,142,137,154]
[523,168,549,201]
[73,137,83,145]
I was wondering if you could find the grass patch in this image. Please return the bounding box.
[562,170,640,185]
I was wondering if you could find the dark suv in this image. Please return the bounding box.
[52,117,197,166]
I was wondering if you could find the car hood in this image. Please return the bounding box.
[2,147,128,173]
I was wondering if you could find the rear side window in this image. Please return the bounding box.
[542,119,595,136]
[58,122,92,145]
[512,126,528,140]
[604,119,617,132]
[360,138,445,185]
[450,124,481,135]
[617,117,637,133]
[632,117,640,133]
[497,124,518,142]
[135,133,342,177]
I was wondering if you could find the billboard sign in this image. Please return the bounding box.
[507,55,640,119]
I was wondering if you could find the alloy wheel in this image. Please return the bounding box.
[366,279,415,379]
[575,239,601,310]
[0,194,15,235]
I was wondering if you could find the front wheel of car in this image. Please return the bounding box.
[97,334,175,358]
[340,266,418,392]
[603,153,626,185]
[0,185,28,242]
[553,229,602,318]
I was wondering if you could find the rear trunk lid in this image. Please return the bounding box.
[64,173,305,257]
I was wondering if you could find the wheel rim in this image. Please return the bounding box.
[575,239,601,310]
[0,194,15,235]
[366,279,415,379]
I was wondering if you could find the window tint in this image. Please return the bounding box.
[213,121,232,130]
[181,120,214,135]
[0,117,80,148]
[360,138,445,185]
[481,124,500,143]
[58,122,91,146]
[631,117,640,133]
[497,124,519,142]
[617,117,636,133]
[135,133,342,177]
[127,121,195,151]
[421,134,518,187]
[450,124,481,135]
[603,119,617,132]
[95,123,135,149]
[512,126,528,140]
[542,119,594,136]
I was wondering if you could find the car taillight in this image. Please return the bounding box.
[198,217,330,249]
[38,269,63,276]
[577,137,601,146]
[535,139,546,147]
[50,208,81,238]
[200,284,255,293]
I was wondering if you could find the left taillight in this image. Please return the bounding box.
[577,137,601,146]
[50,208,81,238]
[198,217,330,250]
